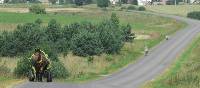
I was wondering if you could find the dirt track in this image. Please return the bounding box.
[0,8,87,13]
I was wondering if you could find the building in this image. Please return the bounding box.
[38,0,49,4]
[138,0,152,5]
[110,0,119,5]
[0,0,4,4]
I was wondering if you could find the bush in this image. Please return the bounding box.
[121,24,135,42]
[46,19,62,42]
[138,6,146,11]
[127,5,136,10]
[187,11,200,20]
[97,0,109,8]
[14,57,31,77]
[71,30,103,56]
[50,61,69,78]
[132,0,138,5]
[98,20,124,54]
[29,5,46,14]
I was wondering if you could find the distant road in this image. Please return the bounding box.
[14,12,200,88]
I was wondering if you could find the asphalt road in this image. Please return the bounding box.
[14,13,200,88]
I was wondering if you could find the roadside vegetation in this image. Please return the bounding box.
[187,11,200,20]
[143,34,200,88]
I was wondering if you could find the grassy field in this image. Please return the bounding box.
[143,34,200,88]
[0,57,22,88]
[146,5,200,17]
[0,5,186,85]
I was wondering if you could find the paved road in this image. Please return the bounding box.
[14,13,200,88]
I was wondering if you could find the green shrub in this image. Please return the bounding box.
[71,29,103,56]
[121,24,135,42]
[14,57,31,77]
[50,61,69,78]
[46,19,62,42]
[138,6,146,11]
[187,11,200,20]
[127,5,136,10]
[98,20,124,54]
[97,0,109,8]
[29,5,46,14]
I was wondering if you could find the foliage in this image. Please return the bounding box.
[127,5,136,10]
[10,0,27,3]
[74,0,84,6]
[121,24,135,42]
[50,61,69,78]
[71,29,103,56]
[187,11,200,20]
[138,6,146,11]
[131,0,138,5]
[121,0,128,4]
[110,13,119,27]
[48,0,57,4]
[14,57,31,77]
[29,5,46,14]
[98,20,124,54]
[97,0,109,8]
[46,19,62,42]
[0,14,134,57]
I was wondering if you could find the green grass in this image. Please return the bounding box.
[143,34,200,88]
[146,5,200,17]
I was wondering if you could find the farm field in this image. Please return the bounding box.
[146,5,200,17]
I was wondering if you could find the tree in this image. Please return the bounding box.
[71,30,103,56]
[29,5,46,14]
[74,0,84,6]
[110,13,119,27]
[46,19,62,42]
[132,0,138,5]
[4,0,10,3]
[97,0,109,8]
[121,0,128,3]
[49,0,57,4]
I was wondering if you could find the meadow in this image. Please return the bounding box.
[146,5,200,17]
[0,5,186,87]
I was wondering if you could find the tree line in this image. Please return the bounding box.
[0,13,134,58]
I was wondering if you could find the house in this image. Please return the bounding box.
[38,0,49,4]
[0,0,4,4]
[110,0,152,5]
[138,0,152,5]
[110,0,119,5]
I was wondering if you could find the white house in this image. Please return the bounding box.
[0,0,4,4]
[110,0,152,5]
[38,0,49,4]
[110,0,119,5]
[138,0,152,5]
